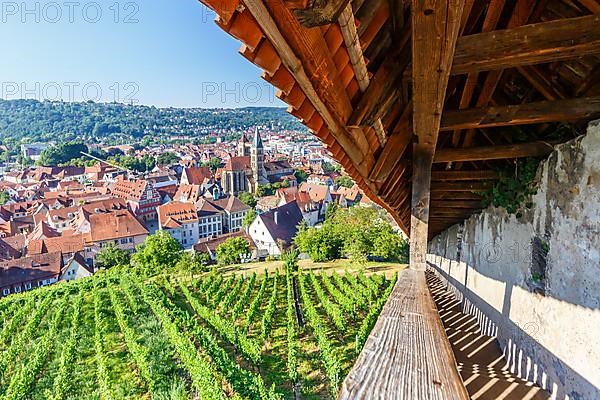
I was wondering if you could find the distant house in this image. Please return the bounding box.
[181,166,212,185]
[0,252,63,297]
[307,174,334,186]
[211,195,251,233]
[276,187,320,226]
[299,182,334,220]
[248,201,304,257]
[196,199,224,239]
[157,201,200,249]
[60,253,94,281]
[193,230,256,261]
[70,208,149,267]
[175,184,204,203]
[110,179,161,232]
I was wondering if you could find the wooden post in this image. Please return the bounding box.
[409,146,434,270]
[410,0,465,271]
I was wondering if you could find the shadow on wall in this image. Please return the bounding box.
[428,257,599,400]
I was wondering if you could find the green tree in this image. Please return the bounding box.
[238,192,257,208]
[335,175,354,188]
[156,152,180,166]
[294,170,308,184]
[175,251,211,274]
[216,237,251,266]
[132,230,183,275]
[372,226,409,263]
[202,157,222,173]
[0,191,10,205]
[295,205,407,264]
[242,209,257,228]
[322,162,341,173]
[38,142,88,166]
[95,244,131,269]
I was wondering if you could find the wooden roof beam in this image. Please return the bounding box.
[430,200,483,209]
[347,24,411,128]
[454,0,537,165]
[440,96,600,131]
[434,141,555,163]
[431,181,491,192]
[452,14,600,74]
[292,0,351,27]
[431,170,498,181]
[577,0,600,14]
[338,4,387,145]
[243,0,374,178]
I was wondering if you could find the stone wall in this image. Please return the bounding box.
[428,121,600,400]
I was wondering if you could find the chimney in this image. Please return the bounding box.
[274,211,279,225]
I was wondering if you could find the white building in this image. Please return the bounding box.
[248,201,304,257]
[157,202,200,249]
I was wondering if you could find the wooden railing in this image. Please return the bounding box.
[340,268,469,400]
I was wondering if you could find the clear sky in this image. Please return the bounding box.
[0,0,283,108]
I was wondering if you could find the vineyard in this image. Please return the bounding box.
[0,263,397,400]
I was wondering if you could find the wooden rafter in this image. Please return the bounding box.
[292,0,351,27]
[242,0,373,178]
[434,141,555,163]
[440,96,600,131]
[452,14,600,74]
[338,4,387,145]
[431,170,498,181]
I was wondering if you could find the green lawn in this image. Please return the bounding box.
[218,259,407,278]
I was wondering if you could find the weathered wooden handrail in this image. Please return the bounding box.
[340,269,469,400]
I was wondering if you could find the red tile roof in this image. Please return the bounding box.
[158,202,199,229]
[224,156,251,171]
[182,167,212,185]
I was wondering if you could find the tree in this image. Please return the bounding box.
[238,192,257,208]
[372,226,409,263]
[335,175,354,188]
[322,161,341,173]
[176,251,211,274]
[96,244,131,269]
[202,157,222,173]
[295,205,407,264]
[243,209,257,229]
[0,191,10,205]
[38,142,88,166]
[132,231,183,275]
[156,152,180,166]
[216,237,251,266]
[294,170,308,184]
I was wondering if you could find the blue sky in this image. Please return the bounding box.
[0,0,283,108]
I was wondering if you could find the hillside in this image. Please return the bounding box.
[0,267,397,400]
[0,99,305,146]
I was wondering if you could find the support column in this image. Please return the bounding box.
[409,145,434,271]
[409,0,465,270]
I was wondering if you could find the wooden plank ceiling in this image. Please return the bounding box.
[197,0,600,237]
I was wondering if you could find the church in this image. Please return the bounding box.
[221,129,294,196]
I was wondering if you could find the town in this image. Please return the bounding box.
[0,126,377,297]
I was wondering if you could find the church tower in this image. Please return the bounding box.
[237,133,250,157]
[250,128,268,192]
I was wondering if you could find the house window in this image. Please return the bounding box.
[25,283,32,290]
[3,288,9,295]
[128,238,133,243]
[15,286,21,293]
[121,239,128,244]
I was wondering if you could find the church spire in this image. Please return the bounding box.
[253,127,263,149]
